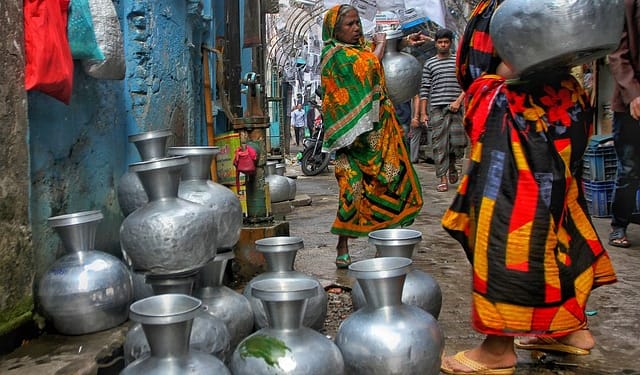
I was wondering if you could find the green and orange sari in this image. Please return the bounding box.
[320,5,423,237]
[443,0,617,337]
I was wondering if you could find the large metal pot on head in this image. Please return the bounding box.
[490,0,624,76]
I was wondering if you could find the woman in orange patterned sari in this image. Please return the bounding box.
[440,1,617,373]
[320,5,424,268]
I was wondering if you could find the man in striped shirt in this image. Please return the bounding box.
[419,28,466,192]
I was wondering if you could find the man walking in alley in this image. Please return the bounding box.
[291,103,306,146]
[607,0,640,248]
[419,28,466,192]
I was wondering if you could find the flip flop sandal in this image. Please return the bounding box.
[608,227,631,248]
[437,183,449,192]
[514,337,590,355]
[441,351,516,375]
[335,253,352,269]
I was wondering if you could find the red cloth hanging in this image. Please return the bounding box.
[233,145,257,192]
[24,0,74,104]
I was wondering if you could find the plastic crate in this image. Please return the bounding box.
[582,146,617,181]
[583,179,615,217]
[587,134,614,149]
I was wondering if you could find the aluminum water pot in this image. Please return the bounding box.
[121,294,230,375]
[351,228,443,318]
[168,146,242,251]
[382,29,422,105]
[336,257,444,375]
[243,236,327,331]
[119,156,217,275]
[117,129,172,217]
[124,273,232,365]
[490,0,624,75]
[265,161,291,203]
[37,210,133,335]
[231,278,344,374]
[193,252,254,351]
[276,163,297,200]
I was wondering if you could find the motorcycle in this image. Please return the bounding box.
[300,118,331,176]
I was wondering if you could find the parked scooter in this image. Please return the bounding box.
[300,106,331,176]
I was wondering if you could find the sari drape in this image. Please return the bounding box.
[320,5,423,237]
[444,0,617,336]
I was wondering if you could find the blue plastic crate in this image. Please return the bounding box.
[587,134,614,149]
[583,179,615,217]
[582,146,617,181]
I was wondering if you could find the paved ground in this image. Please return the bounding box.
[1,144,638,374]
[284,146,640,375]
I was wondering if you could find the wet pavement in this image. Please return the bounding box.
[284,145,640,375]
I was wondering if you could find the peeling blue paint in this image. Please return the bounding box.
[28,0,217,278]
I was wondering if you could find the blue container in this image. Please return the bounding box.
[583,179,615,217]
[582,146,617,181]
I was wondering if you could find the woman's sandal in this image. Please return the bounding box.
[514,337,590,355]
[335,253,352,269]
[608,227,631,248]
[437,183,449,192]
[441,351,516,375]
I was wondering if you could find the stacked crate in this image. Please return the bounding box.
[582,135,617,217]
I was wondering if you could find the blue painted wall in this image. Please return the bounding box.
[28,67,127,276]
[28,0,227,278]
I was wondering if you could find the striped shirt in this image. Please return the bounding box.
[419,55,462,107]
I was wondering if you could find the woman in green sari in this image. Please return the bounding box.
[320,5,424,268]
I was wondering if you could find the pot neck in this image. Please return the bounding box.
[129,293,200,358]
[143,320,192,358]
[181,153,212,181]
[358,274,406,308]
[48,211,103,253]
[132,157,187,201]
[251,278,317,330]
[146,274,197,295]
[265,162,277,176]
[130,130,172,161]
[384,37,401,56]
[198,253,231,287]
[375,245,414,259]
[262,300,307,330]
[264,250,297,272]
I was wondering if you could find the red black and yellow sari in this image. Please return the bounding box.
[443,0,616,337]
[320,5,423,237]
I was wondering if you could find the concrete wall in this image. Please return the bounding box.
[0,0,213,339]
[0,0,33,337]
[28,0,209,276]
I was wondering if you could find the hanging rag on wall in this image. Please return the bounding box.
[233,144,257,192]
[67,0,104,60]
[24,0,74,104]
[82,0,125,79]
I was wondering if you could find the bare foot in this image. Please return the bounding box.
[517,329,594,351]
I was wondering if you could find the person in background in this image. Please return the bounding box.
[320,4,428,268]
[408,95,425,163]
[305,100,315,137]
[291,103,306,146]
[607,0,640,248]
[394,98,413,150]
[419,28,466,192]
[439,0,617,373]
